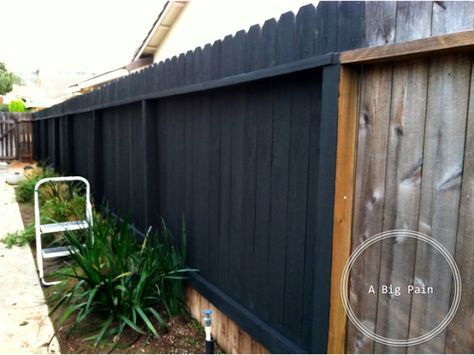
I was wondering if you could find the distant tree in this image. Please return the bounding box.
[0,62,20,95]
[8,99,27,112]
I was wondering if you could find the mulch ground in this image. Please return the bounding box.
[43,289,210,354]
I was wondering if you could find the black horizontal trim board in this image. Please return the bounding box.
[188,273,307,354]
[34,52,338,121]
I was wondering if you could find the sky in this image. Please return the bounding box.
[0,0,316,76]
[0,0,166,74]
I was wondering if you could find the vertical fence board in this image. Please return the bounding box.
[253,115,274,321]
[193,90,211,277]
[395,1,432,43]
[336,2,366,51]
[207,96,221,287]
[241,23,260,311]
[431,1,474,36]
[267,82,291,330]
[364,1,396,46]
[156,101,168,227]
[183,94,195,266]
[228,29,246,304]
[301,73,323,351]
[283,72,312,346]
[295,4,317,59]
[313,1,338,54]
[252,18,276,325]
[217,35,233,294]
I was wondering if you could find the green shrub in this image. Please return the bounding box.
[16,166,57,202]
[2,223,35,247]
[51,215,195,346]
[0,104,8,112]
[8,99,27,112]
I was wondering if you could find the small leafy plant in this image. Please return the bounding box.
[2,223,36,247]
[51,214,195,346]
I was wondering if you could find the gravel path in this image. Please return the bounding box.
[0,165,60,354]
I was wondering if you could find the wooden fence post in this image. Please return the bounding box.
[310,64,341,353]
[327,65,360,353]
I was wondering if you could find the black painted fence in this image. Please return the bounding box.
[33,2,368,353]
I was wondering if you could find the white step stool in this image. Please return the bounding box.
[34,176,93,286]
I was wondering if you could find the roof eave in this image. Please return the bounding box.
[133,0,189,62]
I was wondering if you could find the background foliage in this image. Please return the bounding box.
[0,62,20,95]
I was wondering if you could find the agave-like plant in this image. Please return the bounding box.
[51,214,195,346]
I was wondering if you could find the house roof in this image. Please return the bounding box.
[69,1,188,94]
[68,57,153,93]
[132,0,189,62]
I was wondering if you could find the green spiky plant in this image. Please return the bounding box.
[51,214,195,346]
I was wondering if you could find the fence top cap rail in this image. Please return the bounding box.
[341,29,474,64]
[33,52,338,121]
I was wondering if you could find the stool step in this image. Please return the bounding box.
[40,220,89,234]
[42,246,77,259]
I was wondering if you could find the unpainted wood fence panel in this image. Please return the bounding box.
[0,113,33,161]
[346,53,474,354]
[0,114,16,159]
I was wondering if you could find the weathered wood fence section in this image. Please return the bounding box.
[338,52,474,355]
[329,8,474,355]
[0,112,33,161]
[33,1,474,353]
